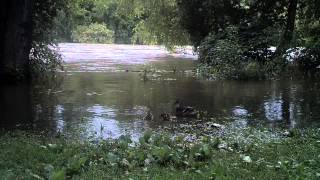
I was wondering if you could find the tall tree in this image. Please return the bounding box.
[119,0,190,48]
[177,0,242,47]
[0,0,34,80]
[1,0,65,81]
[277,0,299,54]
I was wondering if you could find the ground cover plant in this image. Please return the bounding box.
[1,125,319,179]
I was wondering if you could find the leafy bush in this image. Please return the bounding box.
[131,21,158,45]
[29,42,63,79]
[72,23,115,44]
[243,62,263,79]
[294,45,320,72]
[197,26,291,79]
[198,26,246,79]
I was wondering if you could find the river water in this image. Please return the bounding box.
[1,43,320,139]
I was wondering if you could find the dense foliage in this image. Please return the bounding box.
[53,0,138,44]
[120,0,190,48]
[53,0,190,48]
[177,0,320,79]
[0,0,65,81]
[29,0,66,79]
[72,23,115,44]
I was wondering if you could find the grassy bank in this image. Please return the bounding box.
[0,128,319,179]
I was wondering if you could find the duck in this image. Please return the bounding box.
[143,110,154,121]
[174,100,198,118]
[160,113,177,121]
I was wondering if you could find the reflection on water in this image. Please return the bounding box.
[264,99,283,121]
[1,44,320,139]
[232,106,249,117]
[2,73,320,139]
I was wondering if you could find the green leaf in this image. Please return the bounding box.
[51,170,66,180]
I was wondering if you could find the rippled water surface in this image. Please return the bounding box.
[1,43,320,139]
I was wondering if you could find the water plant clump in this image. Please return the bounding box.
[0,128,319,179]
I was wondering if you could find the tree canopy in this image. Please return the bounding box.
[176,0,320,78]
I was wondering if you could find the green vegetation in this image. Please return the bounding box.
[1,128,319,179]
[121,0,190,49]
[30,0,65,79]
[53,0,189,48]
[72,23,115,44]
[177,0,320,79]
[53,0,139,44]
[0,0,65,81]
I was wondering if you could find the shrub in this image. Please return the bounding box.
[197,26,291,80]
[72,23,115,44]
[29,42,63,79]
[294,45,320,72]
[131,21,158,45]
[198,26,246,79]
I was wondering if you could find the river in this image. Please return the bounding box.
[1,43,319,139]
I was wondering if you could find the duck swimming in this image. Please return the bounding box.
[160,113,177,121]
[174,100,198,118]
[144,110,154,121]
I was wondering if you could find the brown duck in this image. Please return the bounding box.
[160,113,177,121]
[174,100,198,118]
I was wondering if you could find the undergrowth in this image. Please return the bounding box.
[0,128,319,179]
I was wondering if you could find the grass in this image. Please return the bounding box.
[0,128,319,179]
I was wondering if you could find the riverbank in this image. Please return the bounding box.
[1,128,319,179]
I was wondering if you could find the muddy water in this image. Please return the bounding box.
[1,43,320,139]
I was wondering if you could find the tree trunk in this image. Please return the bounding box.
[0,0,34,81]
[276,0,299,55]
